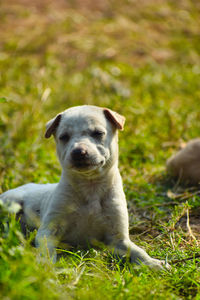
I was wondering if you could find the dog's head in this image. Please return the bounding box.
[45,105,125,176]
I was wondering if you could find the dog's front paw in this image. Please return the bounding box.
[145,258,171,270]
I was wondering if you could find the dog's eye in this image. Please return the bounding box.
[91,130,105,139]
[59,133,70,142]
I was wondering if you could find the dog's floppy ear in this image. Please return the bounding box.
[103,108,125,130]
[45,113,62,138]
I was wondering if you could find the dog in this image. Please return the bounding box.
[1,105,167,269]
[167,138,200,185]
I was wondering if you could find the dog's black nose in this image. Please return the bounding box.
[71,147,88,161]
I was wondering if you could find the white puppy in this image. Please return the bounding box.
[1,105,166,269]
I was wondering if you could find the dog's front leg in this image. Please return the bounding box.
[35,221,63,262]
[111,238,167,270]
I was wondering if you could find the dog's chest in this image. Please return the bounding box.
[63,195,107,246]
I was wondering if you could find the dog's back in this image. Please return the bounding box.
[0,183,57,228]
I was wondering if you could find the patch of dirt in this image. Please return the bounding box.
[177,208,200,240]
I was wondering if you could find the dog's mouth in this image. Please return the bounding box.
[70,159,104,172]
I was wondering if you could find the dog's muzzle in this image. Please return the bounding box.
[70,145,91,168]
[70,145,104,171]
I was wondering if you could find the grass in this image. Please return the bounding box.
[0,0,200,298]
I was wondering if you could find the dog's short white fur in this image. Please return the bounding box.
[1,105,167,269]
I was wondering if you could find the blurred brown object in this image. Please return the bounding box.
[167,138,200,185]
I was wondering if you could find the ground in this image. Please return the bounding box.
[0,0,200,299]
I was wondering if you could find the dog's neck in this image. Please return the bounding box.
[59,163,120,201]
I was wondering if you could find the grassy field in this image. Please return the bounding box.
[1,0,200,299]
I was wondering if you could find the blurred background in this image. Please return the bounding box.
[0,0,200,190]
